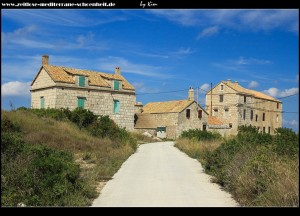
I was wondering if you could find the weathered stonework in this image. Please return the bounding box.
[206,80,282,135]
[31,57,136,131]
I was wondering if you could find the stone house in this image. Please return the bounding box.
[31,55,136,131]
[205,80,282,136]
[134,88,209,139]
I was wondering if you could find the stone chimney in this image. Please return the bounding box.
[234,81,238,84]
[115,66,120,76]
[188,87,194,101]
[42,55,49,65]
[227,79,231,83]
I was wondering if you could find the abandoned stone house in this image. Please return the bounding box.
[205,80,282,136]
[134,88,209,139]
[31,55,136,131]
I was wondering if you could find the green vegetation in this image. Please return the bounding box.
[175,126,299,206]
[1,107,146,206]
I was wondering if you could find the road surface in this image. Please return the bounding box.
[92,142,238,207]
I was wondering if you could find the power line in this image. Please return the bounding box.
[136,88,189,95]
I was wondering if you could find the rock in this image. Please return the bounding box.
[142,131,152,137]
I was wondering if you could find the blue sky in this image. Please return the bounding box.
[1,9,299,131]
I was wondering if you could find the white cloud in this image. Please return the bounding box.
[149,9,298,34]
[248,81,259,88]
[1,81,31,96]
[263,87,299,98]
[263,87,279,97]
[132,82,160,94]
[200,83,210,92]
[197,26,219,39]
[278,87,299,97]
[235,57,272,65]
[95,56,171,78]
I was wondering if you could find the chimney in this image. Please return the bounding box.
[188,87,194,101]
[42,55,49,65]
[115,66,120,75]
[227,79,231,83]
[234,81,238,84]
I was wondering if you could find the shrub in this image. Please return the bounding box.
[274,128,299,157]
[69,108,97,129]
[180,129,221,141]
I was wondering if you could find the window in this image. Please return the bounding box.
[198,110,202,119]
[114,80,120,90]
[219,94,224,102]
[243,109,246,120]
[77,97,85,109]
[244,95,247,103]
[263,113,265,121]
[256,114,258,122]
[186,109,190,119]
[277,102,279,109]
[268,127,271,134]
[250,110,253,121]
[229,123,232,128]
[213,108,218,117]
[79,76,85,87]
[40,96,44,109]
[276,114,279,123]
[203,124,207,131]
[263,127,266,133]
[113,100,120,114]
[220,85,224,90]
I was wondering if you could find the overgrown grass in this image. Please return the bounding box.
[1,109,137,206]
[175,126,299,207]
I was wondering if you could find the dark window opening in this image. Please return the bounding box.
[263,127,266,133]
[220,85,224,90]
[186,109,190,119]
[203,124,207,131]
[229,123,232,128]
[268,127,271,134]
[219,94,223,102]
[244,95,247,103]
[277,102,279,109]
[243,109,246,120]
[250,110,253,121]
[263,113,265,121]
[198,110,202,119]
[256,114,258,122]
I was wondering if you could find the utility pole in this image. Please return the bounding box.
[210,82,212,116]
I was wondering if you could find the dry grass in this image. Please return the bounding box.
[175,138,222,164]
[1,110,136,205]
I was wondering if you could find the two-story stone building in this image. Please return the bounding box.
[205,80,282,136]
[31,55,136,131]
[134,88,209,139]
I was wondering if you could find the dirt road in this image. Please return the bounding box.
[92,142,238,207]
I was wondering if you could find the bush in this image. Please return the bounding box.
[274,128,299,157]
[69,108,97,129]
[180,129,221,141]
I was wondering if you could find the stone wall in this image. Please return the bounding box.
[31,87,136,131]
[177,102,209,137]
[31,68,55,89]
[206,81,282,135]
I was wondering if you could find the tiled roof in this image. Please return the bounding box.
[142,100,194,114]
[208,116,224,125]
[223,81,280,102]
[33,65,135,90]
[134,113,158,129]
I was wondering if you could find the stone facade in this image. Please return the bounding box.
[134,89,209,139]
[31,56,136,131]
[205,80,282,135]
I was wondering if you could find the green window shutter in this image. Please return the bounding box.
[113,100,120,113]
[79,76,85,87]
[114,80,119,90]
[78,98,85,109]
[40,97,44,109]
